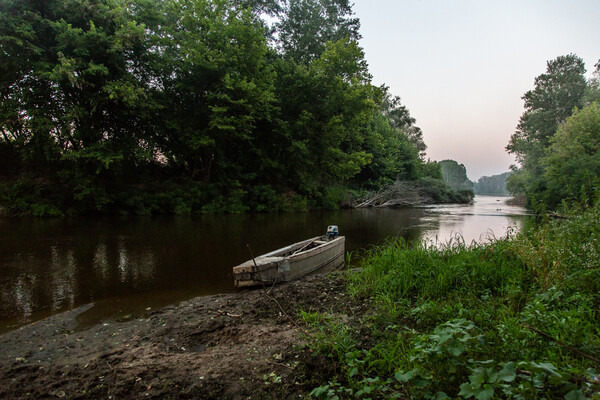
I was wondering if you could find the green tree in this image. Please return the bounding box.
[154,0,276,184]
[540,102,600,208]
[583,60,600,104]
[419,160,443,180]
[0,0,446,214]
[380,92,427,157]
[507,54,587,161]
[0,0,158,211]
[354,113,421,188]
[439,160,473,191]
[473,172,511,196]
[275,38,377,188]
[275,0,360,63]
[506,54,588,202]
[231,0,283,17]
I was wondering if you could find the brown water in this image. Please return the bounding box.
[0,196,528,333]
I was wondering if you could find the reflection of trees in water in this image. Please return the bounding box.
[50,246,76,313]
[1,272,34,320]
[93,243,109,281]
[0,257,40,321]
[92,240,157,291]
[117,241,156,286]
[0,239,157,325]
[0,247,77,323]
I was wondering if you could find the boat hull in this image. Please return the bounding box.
[233,236,345,288]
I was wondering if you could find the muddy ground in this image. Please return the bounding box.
[0,272,368,399]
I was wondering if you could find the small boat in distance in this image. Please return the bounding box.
[233,226,345,288]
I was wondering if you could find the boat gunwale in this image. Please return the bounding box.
[234,236,344,269]
[232,236,345,287]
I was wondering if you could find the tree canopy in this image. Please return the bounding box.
[506,55,600,211]
[0,0,448,215]
[275,0,361,63]
[439,159,473,191]
[540,102,600,208]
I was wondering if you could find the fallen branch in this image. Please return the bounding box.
[523,323,600,363]
[263,289,305,332]
[354,181,431,208]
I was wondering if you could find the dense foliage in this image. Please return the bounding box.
[506,55,600,211]
[540,103,600,209]
[0,0,448,215]
[473,172,511,196]
[439,159,474,192]
[304,203,600,399]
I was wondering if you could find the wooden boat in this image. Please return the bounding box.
[233,233,345,288]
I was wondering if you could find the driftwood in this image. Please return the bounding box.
[355,181,431,208]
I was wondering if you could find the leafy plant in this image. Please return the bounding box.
[302,203,600,398]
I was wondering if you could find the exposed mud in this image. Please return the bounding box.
[0,272,366,399]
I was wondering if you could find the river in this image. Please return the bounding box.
[0,195,528,333]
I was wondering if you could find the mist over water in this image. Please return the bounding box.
[0,196,526,333]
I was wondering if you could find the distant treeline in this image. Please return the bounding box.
[0,0,461,216]
[473,172,511,196]
[439,160,514,198]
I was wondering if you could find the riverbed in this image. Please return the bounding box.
[0,195,528,333]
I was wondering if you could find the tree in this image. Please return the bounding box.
[473,172,511,196]
[506,54,588,201]
[275,0,360,63]
[0,0,159,211]
[380,91,427,157]
[154,0,276,183]
[583,60,600,104]
[540,102,600,208]
[353,113,421,188]
[439,160,473,191]
[0,0,443,214]
[507,54,587,164]
[231,0,284,17]
[274,38,378,189]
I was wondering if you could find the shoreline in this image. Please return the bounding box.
[0,272,358,399]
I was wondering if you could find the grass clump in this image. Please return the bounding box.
[302,204,600,399]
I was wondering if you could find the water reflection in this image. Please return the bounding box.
[419,195,528,246]
[49,246,76,312]
[0,196,527,333]
[92,241,157,288]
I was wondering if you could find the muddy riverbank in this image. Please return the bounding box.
[0,272,365,399]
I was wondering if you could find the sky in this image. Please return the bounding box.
[352,0,600,181]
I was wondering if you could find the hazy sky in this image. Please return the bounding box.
[352,0,600,180]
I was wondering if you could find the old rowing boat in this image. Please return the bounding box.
[233,229,345,288]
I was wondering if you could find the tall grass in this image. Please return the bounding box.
[303,203,600,399]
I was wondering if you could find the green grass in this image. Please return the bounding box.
[302,203,600,399]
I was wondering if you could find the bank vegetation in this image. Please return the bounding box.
[302,56,600,398]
